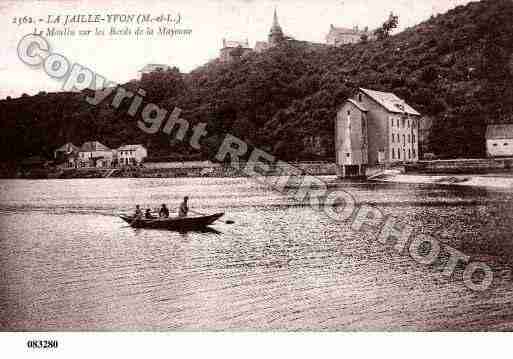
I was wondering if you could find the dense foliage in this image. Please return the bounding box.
[1,0,512,161]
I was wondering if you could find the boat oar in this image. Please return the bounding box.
[190,209,234,224]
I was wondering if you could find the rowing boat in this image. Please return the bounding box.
[119,213,224,230]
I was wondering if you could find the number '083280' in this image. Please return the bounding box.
[27,340,58,349]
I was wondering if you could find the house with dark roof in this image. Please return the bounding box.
[78,141,114,168]
[485,124,513,157]
[335,88,422,177]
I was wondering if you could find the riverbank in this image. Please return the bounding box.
[4,161,337,179]
[371,170,513,189]
[405,157,513,174]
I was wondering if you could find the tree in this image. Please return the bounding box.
[420,65,439,84]
[374,12,399,40]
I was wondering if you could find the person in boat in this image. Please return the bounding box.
[178,196,189,218]
[159,204,170,218]
[145,208,155,219]
[134,205,143,220]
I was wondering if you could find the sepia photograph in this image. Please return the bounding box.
[1,0,513,356]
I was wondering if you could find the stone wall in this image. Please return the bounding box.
[135,161,337,178]
[15,161,337,179]
[405,158,513,174]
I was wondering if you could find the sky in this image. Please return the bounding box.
[0,0,474,99]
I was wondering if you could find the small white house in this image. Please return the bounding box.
[117,144,148,166]
[486,125,513,157]
[79,141,114,168]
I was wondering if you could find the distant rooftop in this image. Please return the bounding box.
[80,141,111,152]
[55,142,79,152]
[328,24,371,35]
[139,64,171,73]
[486,124,513,140]
[222,38,250,49]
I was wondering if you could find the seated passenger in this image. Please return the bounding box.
[145,208,154,219]
[134,205,143,219]
[159,204,170,218]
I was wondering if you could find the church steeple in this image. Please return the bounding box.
[268,7,284,45]
[272,8,281,30]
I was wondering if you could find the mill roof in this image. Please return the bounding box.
[359,88,421,116]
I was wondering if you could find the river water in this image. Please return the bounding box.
[0,177,512,330]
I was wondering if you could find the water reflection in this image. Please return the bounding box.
[127,225,222,236]
[0,177,512,330]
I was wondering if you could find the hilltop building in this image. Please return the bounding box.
[268,8,284,46]
[254,41,270,53]
[221,9,285,61]
[221,8,323,61]
[253,9,285,54]
[335,88,421,177]
[219,39,252,63]
[138,64,172,79]
[326,24,375,46]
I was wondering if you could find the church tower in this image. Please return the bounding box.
[268,8,284,46]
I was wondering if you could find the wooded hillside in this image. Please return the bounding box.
[1,0,512,161]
